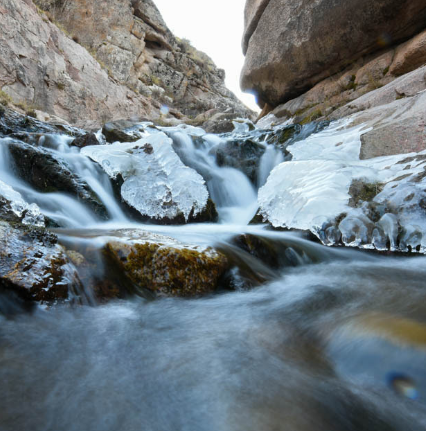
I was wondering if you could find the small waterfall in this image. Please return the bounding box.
[165,127,277,224]
[0,135,128,227]
[2,119,426,431]
[38,135,128,223]
[258,144,284,188]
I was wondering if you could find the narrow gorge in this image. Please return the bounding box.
[1,1,426,430]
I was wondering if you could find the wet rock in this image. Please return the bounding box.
[104,229,229,297]
[214,138,266,184]
[0,108,82,140]
[63,247,136,302]
[102,121,142,143]
[0,179,45,226]
[6,140,107,218]
[0,220,80,302]
[265,124,301,148]
[70,133,99,148]
[202,113,244,134]
[348,180,384,210]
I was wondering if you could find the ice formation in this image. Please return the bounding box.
[0,179,45,227]
[258,119,426,253]
[82,132,209,221]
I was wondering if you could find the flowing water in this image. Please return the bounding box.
[1,122,426,430]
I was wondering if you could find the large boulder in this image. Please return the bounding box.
[241,0,426,108]
[104,229,229,297]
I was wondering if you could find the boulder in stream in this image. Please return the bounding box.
[82,131,215,223]
[0,220,80,302]
[5,140,108,218]
[103,229,228,297]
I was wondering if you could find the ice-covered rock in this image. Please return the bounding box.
[82,132,209,222]
[0,179,44,227]
[258,119,426,253]
[258,160,353,231]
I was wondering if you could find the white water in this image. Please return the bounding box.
[164,126,259,224]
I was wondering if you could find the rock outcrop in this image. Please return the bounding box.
[0,0,252,130]
[241,0,426,109]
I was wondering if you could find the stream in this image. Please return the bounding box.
[0,119,426,430]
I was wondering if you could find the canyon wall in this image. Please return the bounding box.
[241,0,426,110]
[0,0,252,129]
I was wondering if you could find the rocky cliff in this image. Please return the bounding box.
[0,0,252,129]
[241,0,426,109]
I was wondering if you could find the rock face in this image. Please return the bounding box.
[0,0,251,130]
[241,0,426,108]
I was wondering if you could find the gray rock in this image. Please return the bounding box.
[20,0,254,125]
[241,0,426,108]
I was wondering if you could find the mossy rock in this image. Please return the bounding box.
[266,124,302,149]
[104,230,229,297]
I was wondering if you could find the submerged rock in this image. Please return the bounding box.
[103,229,228,297]
[214,138,266,184]
[0,220,80,302]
